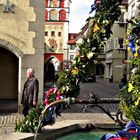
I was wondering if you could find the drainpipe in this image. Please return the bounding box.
[67,45,69,68]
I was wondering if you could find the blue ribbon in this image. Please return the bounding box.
[89,3,97,14]
[46,107,52,122]
[53,107,56,121]
[89,0,102,14]
[45,107,57,122]
[59,96,64,111]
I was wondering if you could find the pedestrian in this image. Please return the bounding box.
[21,68,39,117]
[119,73,127,89]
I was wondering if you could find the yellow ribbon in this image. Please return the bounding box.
[128,82,134,92]
[93,23,100,32]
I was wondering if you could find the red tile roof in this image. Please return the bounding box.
[68,39,76,44]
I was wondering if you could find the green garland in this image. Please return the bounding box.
[119,16,140,126]
[56,0,122,98]
[15,0,123,132]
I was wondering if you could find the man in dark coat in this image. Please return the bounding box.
[119,73,127,89]
[21,68,39,117]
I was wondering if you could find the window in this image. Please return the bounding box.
[51,31,55,37]
[45,31,48,36]
[70,45,75,50]
[58,32,61,37]
[70,36,74,39]
[70,55,74,60]
[118,38,123,48]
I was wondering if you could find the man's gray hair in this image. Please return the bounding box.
[27,68,35,75]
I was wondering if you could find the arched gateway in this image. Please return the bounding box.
[0,39,24,112]
[0,47,18,99]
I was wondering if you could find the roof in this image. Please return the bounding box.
[68,33,78,44]
[68,39,76,44]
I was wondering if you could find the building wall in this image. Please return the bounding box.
[45,0,70,52]
[105,23,127,83]
[128,0,139,19]
[0,0,35,54]
[0,0,45,109]
[21,1,45,106]
[45,22,64,53]
[110,23,126,39]
[112,50,126,82]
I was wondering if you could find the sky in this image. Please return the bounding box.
[69,0,94,33]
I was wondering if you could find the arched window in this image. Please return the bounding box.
[59,0,64,8]
[59,10,66,21]
[45,9,48,21]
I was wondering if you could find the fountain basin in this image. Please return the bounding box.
[1,119,121,140]
[57,129,116,140]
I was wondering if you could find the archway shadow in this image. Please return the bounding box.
[0,99,18,114]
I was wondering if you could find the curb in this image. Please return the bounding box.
[0,119,121,140]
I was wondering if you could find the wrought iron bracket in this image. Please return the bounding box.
[75,92,128,128]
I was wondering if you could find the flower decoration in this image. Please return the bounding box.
[119,18,140,126]
[126,19,140,58]
[101,121,140,140]
[42,86,64,123]
[93,23,100,32]
[89,0,102,14]
[128,82,134,92]
[71,67,79,75]
[128,41,135,48]
[135,97,140,106]
[15,0,124,132]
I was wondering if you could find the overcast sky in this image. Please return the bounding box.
[69,0,94,33]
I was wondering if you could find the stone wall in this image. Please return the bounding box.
[0,0,45,108]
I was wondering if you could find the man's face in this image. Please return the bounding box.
[26,70,33,79]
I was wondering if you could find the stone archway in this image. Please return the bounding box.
[0,39,23,112]
[44,56,60,83]
[0,47,18,99]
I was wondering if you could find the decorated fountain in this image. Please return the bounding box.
[14,0,140,139]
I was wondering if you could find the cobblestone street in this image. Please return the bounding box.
[63,78,120,113]
[0,78,120,135]
[0,113,24,134]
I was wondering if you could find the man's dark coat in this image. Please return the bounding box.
[21,76,39,106]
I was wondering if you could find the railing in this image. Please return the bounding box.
[75,92,127,127]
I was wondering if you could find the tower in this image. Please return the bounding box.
[44,0,70,82]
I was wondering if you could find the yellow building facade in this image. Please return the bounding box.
[45,22,64,53]
[0,0,45,111]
